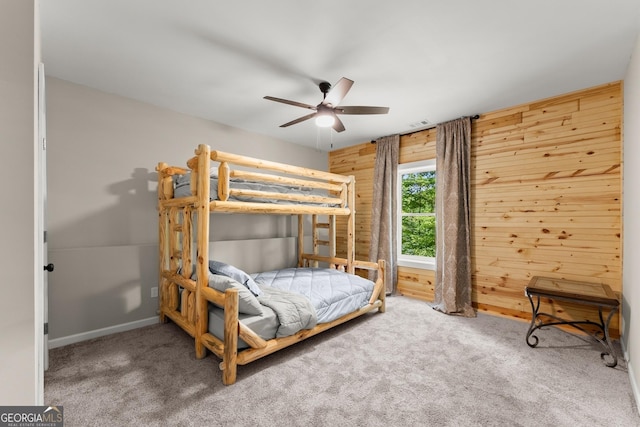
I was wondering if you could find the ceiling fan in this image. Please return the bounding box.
[264,77,389,133]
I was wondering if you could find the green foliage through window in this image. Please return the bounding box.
[401,171,436,257]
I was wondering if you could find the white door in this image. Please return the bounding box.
[38,63,50,372]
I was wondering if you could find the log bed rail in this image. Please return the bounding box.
[156,144,385,385]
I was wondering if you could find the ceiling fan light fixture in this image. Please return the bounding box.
[315,113,335,128]
[265,77,388,133]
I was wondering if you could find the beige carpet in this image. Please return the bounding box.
[45,296,638,426]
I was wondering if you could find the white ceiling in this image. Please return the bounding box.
[40,0,640,151]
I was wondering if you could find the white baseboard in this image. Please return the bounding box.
[629,360,640,417]
[48,317,159,349]
[620,338,640,416]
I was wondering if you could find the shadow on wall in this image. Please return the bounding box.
[47,167,159,341]
[49,167,159,249]
[107,167,159,244]
[47,167,296,341]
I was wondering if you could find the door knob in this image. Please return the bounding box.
[44,263,54,272]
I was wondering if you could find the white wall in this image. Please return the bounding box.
[45,77,329,341]
[623,27,640,413]
[46,77,328,249]
[0,0,40,404]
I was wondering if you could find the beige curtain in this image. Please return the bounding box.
[433,117,475,317]
[369,134,399,294]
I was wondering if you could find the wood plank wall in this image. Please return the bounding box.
[329,81,622,334]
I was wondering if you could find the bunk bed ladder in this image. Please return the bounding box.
[307,214,337,269]
[159,205,194,322]
[157,163,196,328]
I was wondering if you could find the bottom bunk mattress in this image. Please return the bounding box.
[252,268,374,324]
[206,266,375,349]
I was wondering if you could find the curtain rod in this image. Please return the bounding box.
[370,114,479,143]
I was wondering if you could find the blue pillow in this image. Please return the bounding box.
[208,260,263,296]
[208,273,263,315]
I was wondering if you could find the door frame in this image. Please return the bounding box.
[36,62,47,402]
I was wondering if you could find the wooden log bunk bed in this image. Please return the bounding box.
[156,144,386,385]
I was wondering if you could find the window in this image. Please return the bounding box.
[397,159,436,269]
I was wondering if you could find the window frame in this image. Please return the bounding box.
[397,159,437,270]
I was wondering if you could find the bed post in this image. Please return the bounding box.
[347,176,356,274]
[378,259,386,313]
[222,288,239,385]
[194,144,211,359]
[157,163,169,323]
[312,214,319,267]
[329,215,336,259]
[181,206,193,294]
[297,214,304,267]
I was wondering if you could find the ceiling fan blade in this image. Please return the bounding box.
[264,96,316,110]
[332,115,346,133]
[280,112,317,128]
[336,106,390,115]
[323,77,354,106]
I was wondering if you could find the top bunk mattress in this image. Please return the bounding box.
[251,268,375,324]
[173,172,337,206]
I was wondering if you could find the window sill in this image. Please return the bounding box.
[397,258,436,271]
